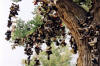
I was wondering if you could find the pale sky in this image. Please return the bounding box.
[0,0,78,66]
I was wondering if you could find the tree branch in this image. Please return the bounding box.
[55,0,89,39]
[56,0,87,24]
[90,0,100,24]
[55,0,88,42]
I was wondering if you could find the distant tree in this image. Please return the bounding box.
[39,46,72,66]
[12,0,22,2]
[23,45,72,66]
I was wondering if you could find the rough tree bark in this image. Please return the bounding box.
[55,0,100,66]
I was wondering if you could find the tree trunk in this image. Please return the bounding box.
[55,0,100,66]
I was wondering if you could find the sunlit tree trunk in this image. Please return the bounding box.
[55,0,100,66]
